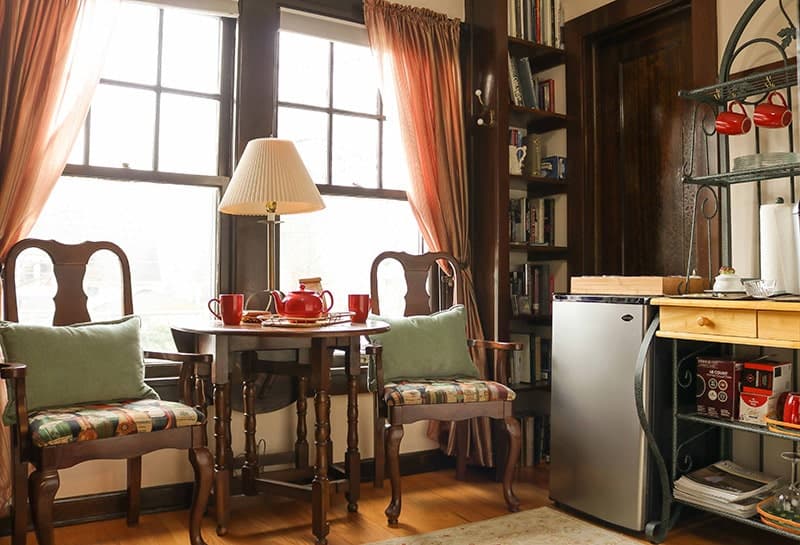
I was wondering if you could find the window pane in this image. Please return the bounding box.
[89,84,156,169]
[279,195,419,316]
[332,115,378,188]
[162,11,221,93]
[332,42,378,114]
[29,177,219,351]
[277,107,329,185]
[159,94,219,175]
[102,3,159,84]
[278,31,330,107]
[382,111,411,190]
[67,123,86,165]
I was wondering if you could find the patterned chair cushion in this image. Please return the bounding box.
[29,399,205,447]
[383,379,516,406]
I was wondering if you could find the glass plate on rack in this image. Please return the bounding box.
[260,311,354,328]
[733,152,800,171]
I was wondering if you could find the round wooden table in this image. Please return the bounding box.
[171,319,389,545]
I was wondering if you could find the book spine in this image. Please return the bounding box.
[517,57,537,108]
[508,53,524,106]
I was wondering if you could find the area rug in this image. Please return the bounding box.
[364,506,643,545]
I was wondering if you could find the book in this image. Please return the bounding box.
[674,487,775,518]
[508,53,524,106]
[523,416,535,466]
[674,460,781,503]
[510,333,532,383]
[517,57,538,109]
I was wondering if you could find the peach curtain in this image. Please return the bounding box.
[0,0,118,515]
[364,0,496,467]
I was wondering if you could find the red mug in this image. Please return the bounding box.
[783,392,800,424]
[208,293,244,325]
[715,101,751,135]
[754,91,792,128]
[348,294,370,323]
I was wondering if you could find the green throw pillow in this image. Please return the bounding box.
[368,305,479,383]
[0,315,158,424]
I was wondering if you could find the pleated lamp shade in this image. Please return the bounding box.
[219,138,325,215]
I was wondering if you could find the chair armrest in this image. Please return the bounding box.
[143,351,212,410]
[467,339,520,385]
[0,363,29,437]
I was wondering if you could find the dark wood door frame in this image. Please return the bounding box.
[565,0,718,278]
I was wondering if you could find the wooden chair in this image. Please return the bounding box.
[368,251,521,526]
[0,239,213,545]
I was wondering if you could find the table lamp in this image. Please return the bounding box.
[219,137,325,293]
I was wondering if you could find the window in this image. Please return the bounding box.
[24,2,234,350]
[276,11,421,311]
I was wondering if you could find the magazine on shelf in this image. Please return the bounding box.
[674,460,781,503]
[673,487,776,518]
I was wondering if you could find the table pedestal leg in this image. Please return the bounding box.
[345,337,360,512]
[311,338,331,545]
[214,382,231,536]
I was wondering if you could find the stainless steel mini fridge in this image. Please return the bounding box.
[550,294,661,531]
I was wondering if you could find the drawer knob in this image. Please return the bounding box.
[696,316,712,327]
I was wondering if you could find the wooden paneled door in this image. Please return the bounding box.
[566,0,719,280]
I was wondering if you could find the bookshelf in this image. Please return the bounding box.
[466,0,566,470]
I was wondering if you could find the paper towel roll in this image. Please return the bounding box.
[760,202,799,294]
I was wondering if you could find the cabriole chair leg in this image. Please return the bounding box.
[384,423,403,526]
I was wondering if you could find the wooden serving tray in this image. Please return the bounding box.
[570,275,707,295]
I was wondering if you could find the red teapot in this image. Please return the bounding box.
[271,284,334,319]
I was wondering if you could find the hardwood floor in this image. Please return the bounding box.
[0,466,792,545]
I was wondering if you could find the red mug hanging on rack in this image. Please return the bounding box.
[715,100,752,135]
[754,91,792,129]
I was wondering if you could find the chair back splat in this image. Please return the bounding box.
[369,251,462,317]
[2,239,133,325]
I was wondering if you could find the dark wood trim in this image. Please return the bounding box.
[317,184,407,200]
[565,0,719,277]
[0,449,453,535]
[62,164,227,188]
[465,0,508,342]
[275,0,364,24]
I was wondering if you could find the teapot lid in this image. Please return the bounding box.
[290,283,314,294]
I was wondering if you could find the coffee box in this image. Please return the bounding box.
[696,357,744,419]
[739,392,782,425]
[741,360,792,395]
